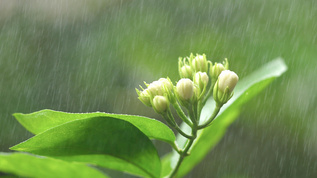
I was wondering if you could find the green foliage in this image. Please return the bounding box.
[0,152,108,178]
[0,0,314,177]
[1,59,286,177]
[10,117,161,178]
[13,110,176,145]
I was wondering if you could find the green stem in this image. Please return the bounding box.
[172,102,193,128]
[168,125,197,178]
[187,105,197,125]
[168,95,222,177]
[170,141,182,154]
[163,112,176,128]
[202,83,214,105]
[167,110,194,139]
[174,126,194,140]
[197,105,222,130]
[196,101,202,123]
[191,102,198,124]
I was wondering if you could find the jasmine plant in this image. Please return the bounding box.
[0,53,287,178]
[136,54,238,177]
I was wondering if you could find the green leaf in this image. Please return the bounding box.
[163,58,287,177]
[0,152,108,178]
[13,110,176,146]
[10,117,161,178]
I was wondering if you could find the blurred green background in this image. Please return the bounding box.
[0,0,316,177]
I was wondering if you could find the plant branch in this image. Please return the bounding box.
[197,105,222,130]
[168,125,197,178]
[172,102,193,128]
[170,141,182,154]
[167,110,194,139]
[187,105,197,125]
[202,83,214,105]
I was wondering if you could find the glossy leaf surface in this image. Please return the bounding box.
[14,110,176,146]
[11,117,161,178]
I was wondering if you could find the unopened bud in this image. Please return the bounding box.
[218,70,239,93]
[152,95,169,114]
[192,54,208,72]
[159,77,176,103]
[180,65,193,78]
[176,78,194,101]
[159,78,173,91]
[213,70,239,105]
[147,81,164,96]
[194,72,209,90]
[137,89,152,107]
[136,88,152,107]
[210,63,225,83]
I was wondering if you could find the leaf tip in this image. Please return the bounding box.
[9,145,18,151]
[9,144,28,152]
[12,113,24,121]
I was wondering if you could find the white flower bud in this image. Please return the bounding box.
[210,63,225,81]
[213,70,239,105]
[218,70,239,93]
[192,54,208,72]
[194,72,209,89]
[152,95,169,113]
[176,78,194,101]
[138,89,152,107]
[158,78,173,91]
[147,81,164,96]
[180,65,193,78]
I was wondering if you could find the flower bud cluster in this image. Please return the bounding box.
[137,53,238,122]
[136,53,239,150]
[136,78,173,114]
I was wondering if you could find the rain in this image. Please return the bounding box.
[0,0,316,177]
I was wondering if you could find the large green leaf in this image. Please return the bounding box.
[11,117,161,178]
[0,152,107,178]
[163,58,287,177]
[13,110,175,146]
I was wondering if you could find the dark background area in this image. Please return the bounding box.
[0,0,316,177]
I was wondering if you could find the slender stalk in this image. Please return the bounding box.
[196,100,202,123]
[187,105,197,125]
[172,102,193,128]
[174,126,194,140]
[167,103,199,177]
[163,112,176,127]
[171,141,182,154]
[168,97,223,177]
[168,125,197,178]
[167,110,194,139]
[202,83,214,105]
[190,102,198,124]
[168,104,223,177]
[197,105,222,130]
